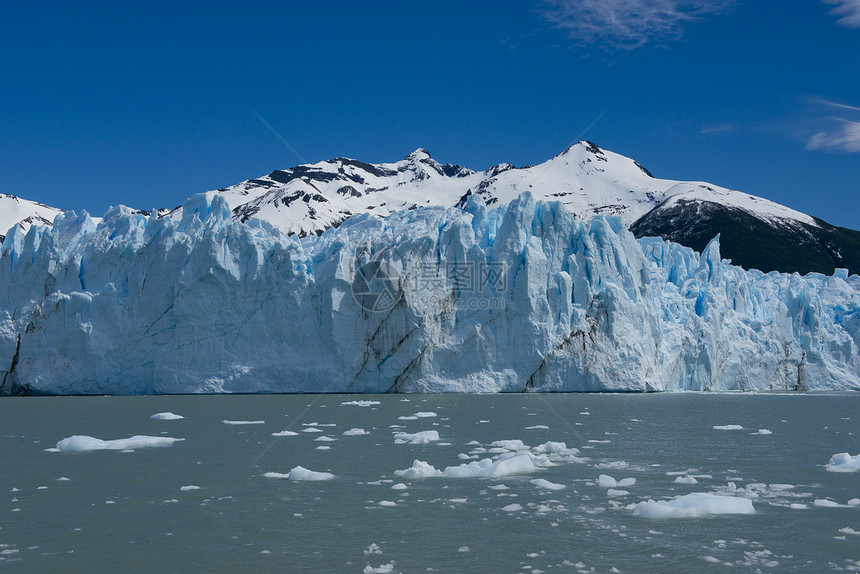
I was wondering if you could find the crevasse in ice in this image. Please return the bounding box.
[1,192,858,394]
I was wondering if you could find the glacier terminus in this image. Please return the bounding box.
[1,186,859,394]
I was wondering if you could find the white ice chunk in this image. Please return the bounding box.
[393,430,440,444]
[606,489,630,497]
[633,493,755,518]
[150,412,184,420]
[752,429,772,435]
[342,401,381,407]
[264,466,334,481]
[674,476,698,484]
[271,430,299,436]
[55,435,184,452]
[502,503,523,512]
[394,460,444,478]
[712,425,744,431]
[343,428,369,436]
[826,453,860,472]
[180,485,200,491]
[363,562,395,573]
[531,478,566,490]
[221,420,264,425]
[598,474,617,488]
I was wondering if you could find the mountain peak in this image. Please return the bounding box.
[406,148,432,161]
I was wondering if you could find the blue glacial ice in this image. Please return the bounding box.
[1,192,859,394]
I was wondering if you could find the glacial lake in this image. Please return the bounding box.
[1,393,858,573]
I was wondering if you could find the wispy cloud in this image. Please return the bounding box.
[537,0,735,49]
[805,99,860,153]
[823,0,860,28]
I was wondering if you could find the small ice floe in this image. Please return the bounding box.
[343,428,369,436]
[341,400,381,407]
[314,436,336,442]
[364,543,383,555]
[395,452,539,479]
[54,435,184,452]
[302,428,324,433]
[271,430,299,437]
[713,425,744,431]
[391,483,408,490]
[674,476,698,485]
[525,425,549,430]
[179,485,200,491]
[814,498,853,508]
[633,493,755,518]
[316,446,331,451]
[393,430,440,444]
[502,503,523,512]
[826,453,860,472]
[531,478,566,491]
[378,500,397,507]
[597,475,636,488]
[363,562,395,574]
[606,489,630,497]
[150,412,184,420]
[264,466,334,481]
[458,546,470,552]
[221,420,264,425]
[839,527,860,536]
[751,429,772,435]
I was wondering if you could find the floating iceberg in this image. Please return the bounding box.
[2,192,860,394]
[633,493,755,518]
[264,466,334,481]
[825,453,860,473]
[55,435,184,451]
[150,412,184,420]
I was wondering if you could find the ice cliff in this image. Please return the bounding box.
[1,192,859,394]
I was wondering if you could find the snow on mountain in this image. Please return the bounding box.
[1,192,858,395]
[199,142,818,238]
[0,194,64,242]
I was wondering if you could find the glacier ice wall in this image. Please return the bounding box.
[1,192,859,394]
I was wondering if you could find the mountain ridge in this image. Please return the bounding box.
[2,142,857,276]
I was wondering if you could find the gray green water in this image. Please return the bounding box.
[1,393,859,573]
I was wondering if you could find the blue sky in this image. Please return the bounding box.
[2,0,859,228]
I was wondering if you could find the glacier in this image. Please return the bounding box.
[1,192,859,395]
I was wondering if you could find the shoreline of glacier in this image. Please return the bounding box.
[2,192,859,395]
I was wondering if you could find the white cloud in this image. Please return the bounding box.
[806,120,860,153]
[805,99,860,153]
[823,0,860,28]
[538,0,734,49]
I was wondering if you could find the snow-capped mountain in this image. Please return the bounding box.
[205,141,815,237]
[4,142,858,275]
[194,141,857,275]
[0,194,64,243]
